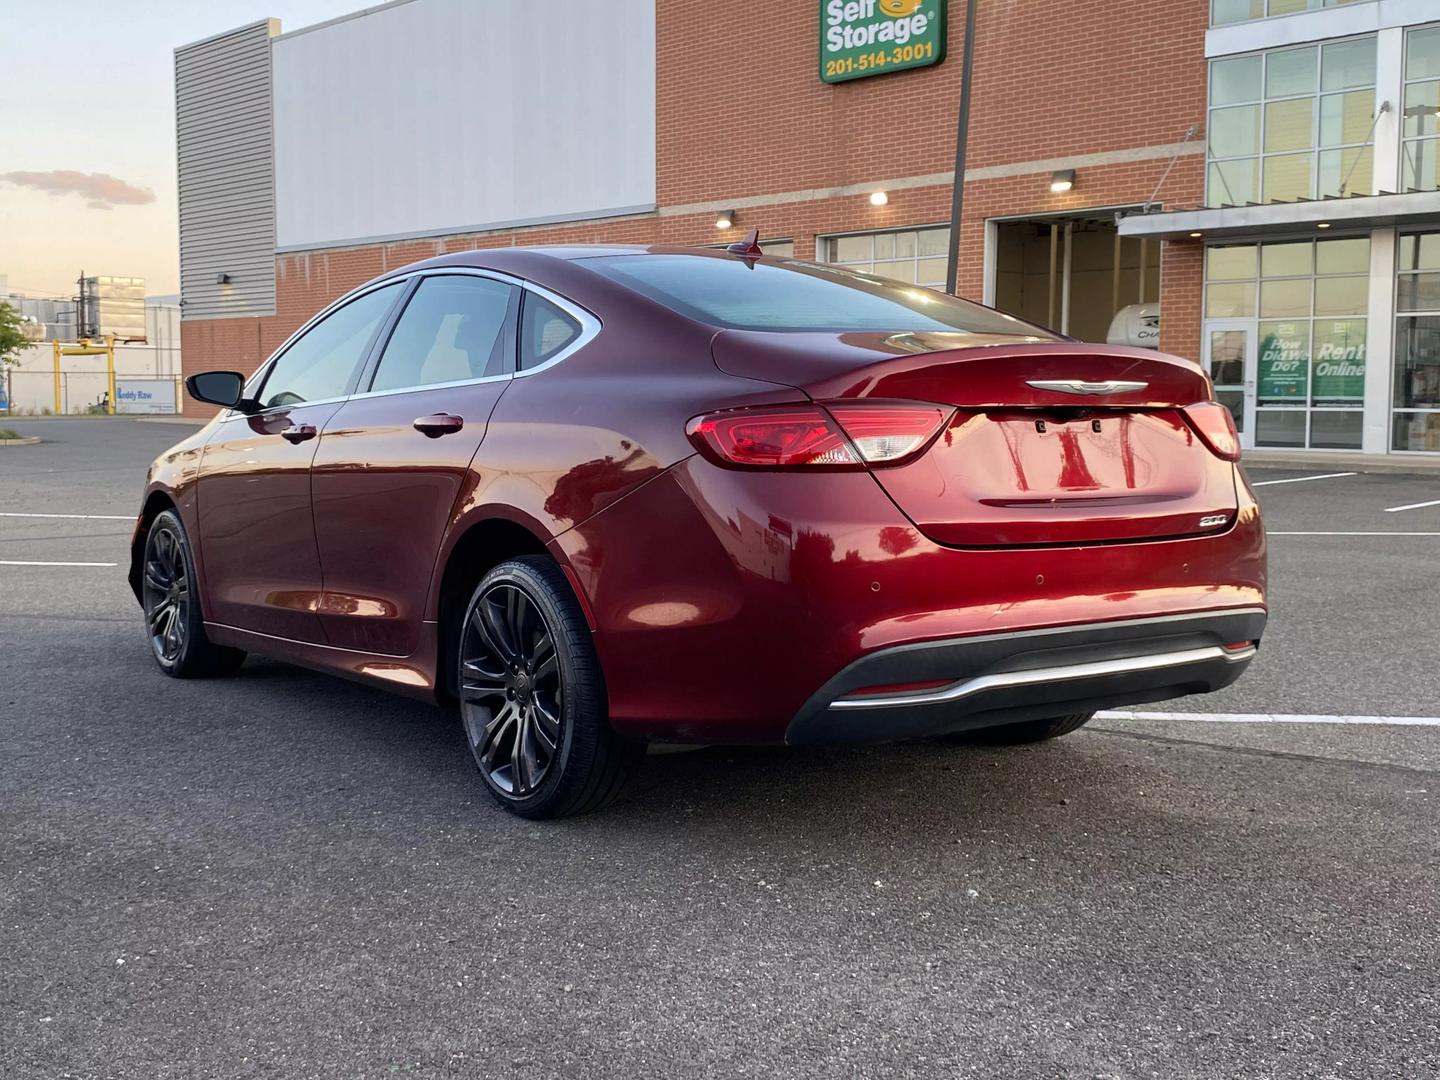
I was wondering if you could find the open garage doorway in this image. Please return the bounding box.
[990,210,1160,345]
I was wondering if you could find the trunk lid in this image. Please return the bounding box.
[712,331,1238,547]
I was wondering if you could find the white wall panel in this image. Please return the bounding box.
[272,0,656,252]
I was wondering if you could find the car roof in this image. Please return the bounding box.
[381,243,757,278]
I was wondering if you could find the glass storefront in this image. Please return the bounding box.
[1402,26,1440,192]
[1212,0,1364,28]
[1207,37,1376,206]
[1394,232,1440,451]
[1205,237,1369,448]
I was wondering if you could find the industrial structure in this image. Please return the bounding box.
[173,0,1440,455]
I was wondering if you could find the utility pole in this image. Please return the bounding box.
[76,271,89,339]
[944,0,978,297]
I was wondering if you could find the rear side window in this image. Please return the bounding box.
[370,275,516,393]
[257,282,402,408]
[583,253,1057,338]
[520,293,581,370]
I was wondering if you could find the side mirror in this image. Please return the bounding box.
[185,371,254,412]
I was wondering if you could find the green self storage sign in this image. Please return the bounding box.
[821,0,946,83]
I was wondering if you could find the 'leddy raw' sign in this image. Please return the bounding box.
[821,0,946,84]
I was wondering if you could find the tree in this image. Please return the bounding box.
[0,302,29,370]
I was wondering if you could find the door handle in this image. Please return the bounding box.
[414,413,465,438]
[280,423,317,444]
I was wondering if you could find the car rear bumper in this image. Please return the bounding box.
[784,607,1264,744]
[552,457,1267,744]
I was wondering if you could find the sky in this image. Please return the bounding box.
[0,0,366,301]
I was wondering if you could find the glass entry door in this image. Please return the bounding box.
[1203,319,1256,450]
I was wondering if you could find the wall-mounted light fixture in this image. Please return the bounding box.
[1049,169,1076,194]
[1317,222,1332,229]
[715,210,736,230]
[1189,231,1204,238]
[869,190,889,207]
[215,272,232,285]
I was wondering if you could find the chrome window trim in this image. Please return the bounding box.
[348,372,512,402]
[227,266,602,418]
[514,280,603,377]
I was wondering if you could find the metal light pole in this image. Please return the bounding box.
[944,0,978,296]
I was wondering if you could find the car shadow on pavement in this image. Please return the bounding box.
[223,654,1135,846]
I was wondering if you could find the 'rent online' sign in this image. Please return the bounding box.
[821,0,946,84]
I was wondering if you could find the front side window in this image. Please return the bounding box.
[257,282,403,409]
[582,252,1055,338]
[1207,37,1376,206]
[370,275,515,393]
[519,293,582,370]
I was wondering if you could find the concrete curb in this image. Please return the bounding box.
[1242,451,1440,476]
[0,436,43,446]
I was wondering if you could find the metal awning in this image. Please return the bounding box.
[1117,190,1440,240]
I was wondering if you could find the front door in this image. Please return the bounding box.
[1202,319,1257,451]
[195,281,404,642]
[311,273,518,656]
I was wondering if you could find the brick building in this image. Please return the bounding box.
[177,0,1440,454]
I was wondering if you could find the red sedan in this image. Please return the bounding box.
[133,242,1266,818]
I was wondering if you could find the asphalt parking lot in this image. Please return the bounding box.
[2,418,1438,1079]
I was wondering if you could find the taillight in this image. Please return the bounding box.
[827,404,951,464]
[1181,401,1241,462]
[686,402,951,470]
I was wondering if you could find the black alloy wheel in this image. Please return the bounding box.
[140,509,246,678]
[460,582,563,797]
[142,519,190,665]
[457,557,641,819]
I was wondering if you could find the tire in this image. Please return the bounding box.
[140,509,247,678]
[950,712,1094,746]
[456,556,642,819]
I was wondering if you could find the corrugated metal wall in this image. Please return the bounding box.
[175,20,279,321]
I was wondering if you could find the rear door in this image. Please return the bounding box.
[196,281,404,641]
[310,272,519,655]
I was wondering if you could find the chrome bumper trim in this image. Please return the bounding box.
[828,644,1258,711]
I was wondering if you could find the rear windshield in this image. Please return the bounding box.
[581,253,1058,337]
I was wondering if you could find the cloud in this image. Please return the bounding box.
[1,170,155,209]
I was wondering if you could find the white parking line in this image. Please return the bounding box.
[1099,710,1440,726]
[1383,498,1440,513]
[0,512,133,521]
[1267,531,1440,537]
[1249,472,1356,487]
[0,560,118,567]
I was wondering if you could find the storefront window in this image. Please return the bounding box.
[1393,232,1440,451]
[1402,26,1440,193]
[1207,37,1376,205]
[823,227,950,287]
[1205,237,1369,449]
[1212,0,1364,27]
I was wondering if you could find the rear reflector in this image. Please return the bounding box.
[844,679,954,698]
[1182,401,1241,462]
[687,402,951,470]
